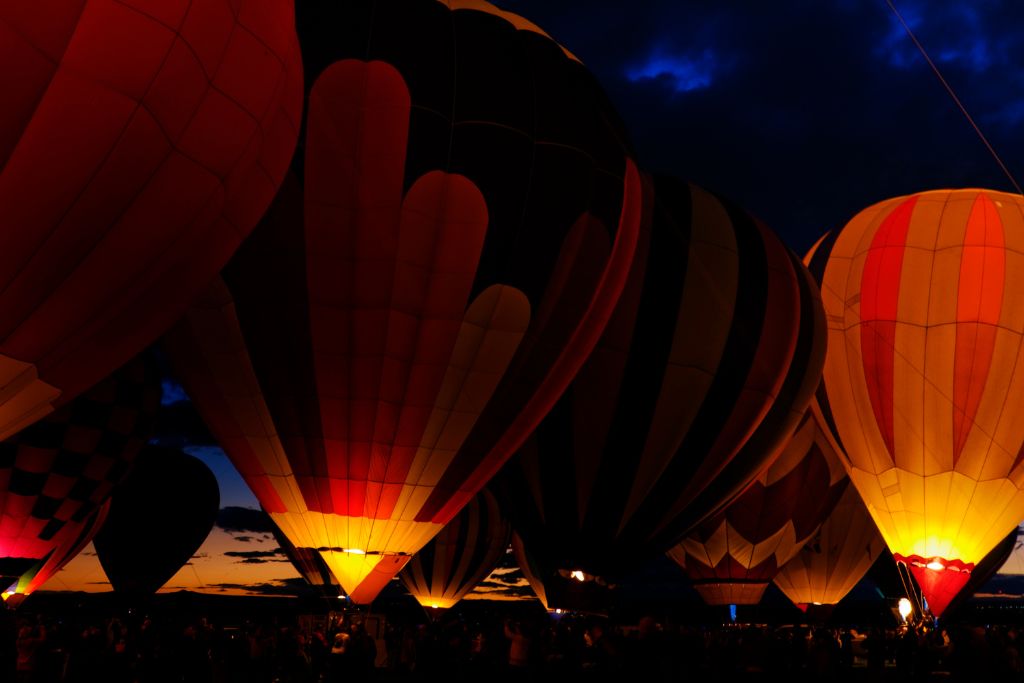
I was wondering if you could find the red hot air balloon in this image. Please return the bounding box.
[0,1,302,440]
[669,412,847,605]
[163,0,641,604]
[0,356,160,586]
[400,490,510,611]
[817,189,1024,617]
[490,174,826,610]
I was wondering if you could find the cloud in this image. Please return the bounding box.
[210,578,314,597]
[223,549,288,565]
[625,48,718,93]
[216,507,275,534]
[492,0,1024,254]
[160,379,190,406]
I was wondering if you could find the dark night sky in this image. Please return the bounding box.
[497,0,1024,254]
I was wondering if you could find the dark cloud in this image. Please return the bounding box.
[496,1,1024,253]
[216,507,274,534]
[221,548,289,565]
[472,581,537,599]
[210,578,313,597]
[488,570,527,586]
[160,379,189,406]
[234,536,254,544]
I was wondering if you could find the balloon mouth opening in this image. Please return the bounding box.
[895,554,973,575]
[317,547,410,558]
[895,554,974,618]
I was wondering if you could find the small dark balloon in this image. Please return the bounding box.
[94,445,219,595]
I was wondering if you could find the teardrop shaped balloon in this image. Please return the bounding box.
[163,0,641,604]
[0,355,160,586]
[669,412,847,605]
[817,189,1024,616]
[0,1,302,440]
[400,490,510,611]
[93,445,219,595]
[491,174,826,610]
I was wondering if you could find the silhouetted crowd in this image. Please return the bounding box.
[4,602,1024,682]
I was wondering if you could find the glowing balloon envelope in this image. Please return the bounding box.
[818,189,1024,616]
[164,0,641,603]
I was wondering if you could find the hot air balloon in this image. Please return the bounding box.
[772,477,886,610]
[766,243,888,614]
[817,188,1024,617]
[163,0,641,604]
[93,445,219,595]
[3,500,109,608]
[268,513,342,597]
[0,0,302,441]
[400,489,510,611]
[669,413,847,605]
[0,355,160,586]
[490,174,826,610]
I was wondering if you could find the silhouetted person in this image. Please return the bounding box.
[0,603,14,682]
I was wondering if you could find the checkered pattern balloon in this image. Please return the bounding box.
[0,355,160,585]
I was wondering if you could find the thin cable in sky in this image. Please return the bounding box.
[884,0,1023,195]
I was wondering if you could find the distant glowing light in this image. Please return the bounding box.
[926,561,945,571]
[570,570,586,582]
[898,598,913,620]
[555,609,563,614]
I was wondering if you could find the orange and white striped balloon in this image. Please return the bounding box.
[819,188,1024,616]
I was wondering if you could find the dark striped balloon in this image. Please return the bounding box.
[0,355,160,586]
[491,174,826,609]
[163,0,641,604]
[511,533,610,613]
[400,490,510,610]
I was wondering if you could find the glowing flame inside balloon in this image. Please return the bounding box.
[898,597,913,621]
[570,570,586,582]
[926,561,945,571]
